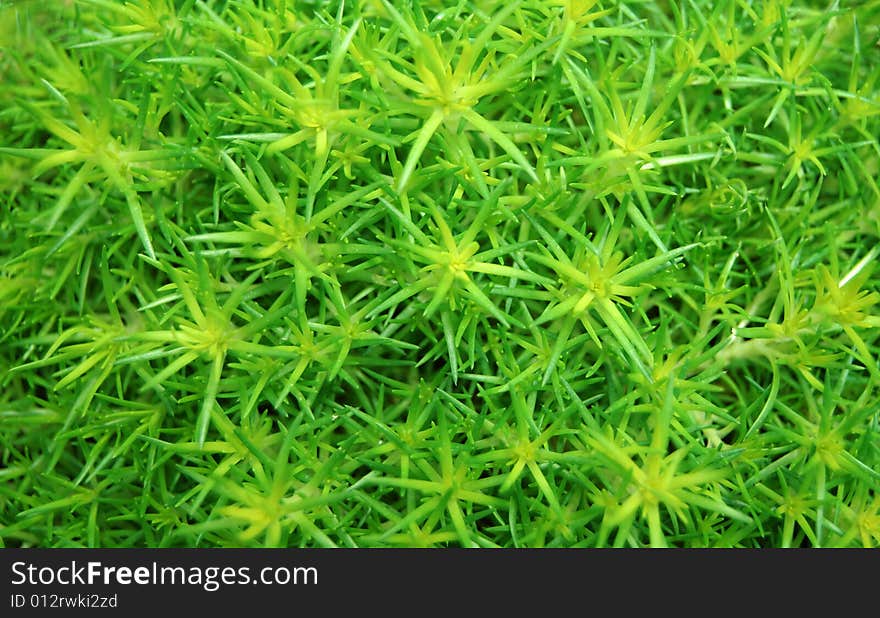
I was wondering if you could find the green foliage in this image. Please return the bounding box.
[1,0,879,548]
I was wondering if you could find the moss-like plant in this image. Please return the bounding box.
[1,0,879,548]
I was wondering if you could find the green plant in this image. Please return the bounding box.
[1,0,878,548]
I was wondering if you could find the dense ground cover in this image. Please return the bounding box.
[1,0,879,547]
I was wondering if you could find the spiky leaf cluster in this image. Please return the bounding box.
[2,0,879,548]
